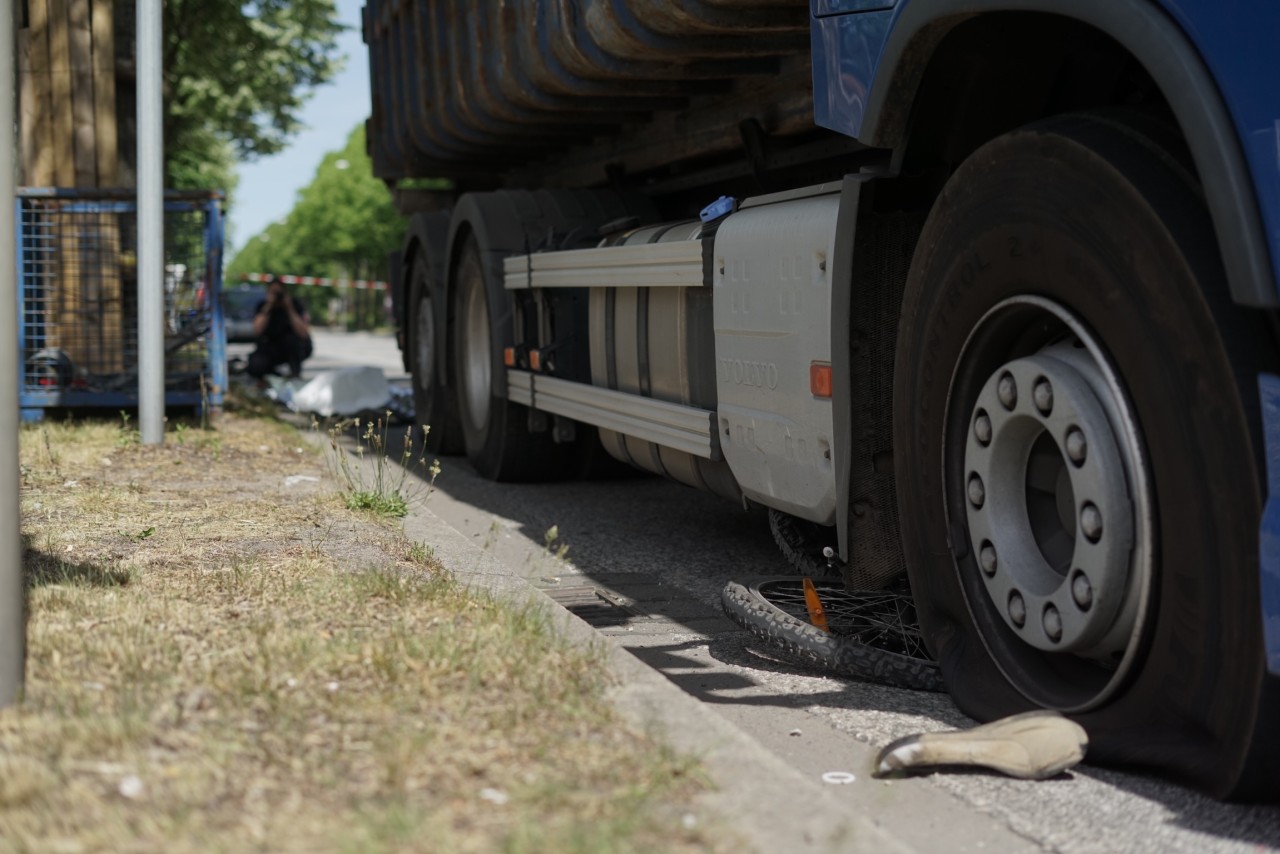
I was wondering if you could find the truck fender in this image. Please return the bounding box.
[844,0,1275,307]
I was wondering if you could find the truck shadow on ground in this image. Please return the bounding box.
[377,434,1280,841]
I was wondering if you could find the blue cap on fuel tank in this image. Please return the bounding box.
[699,195,737,223]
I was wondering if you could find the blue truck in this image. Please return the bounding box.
[364,0,1280,799]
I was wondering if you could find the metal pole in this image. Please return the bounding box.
[137,0,164,444]
[1,0,27,706]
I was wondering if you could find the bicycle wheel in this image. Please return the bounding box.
[767,508,842,579]
[721,577,944,692]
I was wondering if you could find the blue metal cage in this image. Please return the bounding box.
[15,189,227,422]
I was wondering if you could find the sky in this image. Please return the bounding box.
[228,0,371,254]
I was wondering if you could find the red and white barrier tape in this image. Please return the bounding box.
[240,273,387,290]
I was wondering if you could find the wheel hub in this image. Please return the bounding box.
[963,344,1136,655]
[460,276,491,430]
[415,295,435,391]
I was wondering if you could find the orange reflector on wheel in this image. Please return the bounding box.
[530,350,543,372]
[810,362,832,398]
[802,576,830,633]
[503,347,516,368]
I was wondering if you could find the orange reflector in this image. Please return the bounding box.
[810,362,833,398]
[503,347,516,368]
[530,350,543,372]
[802,576,830,633]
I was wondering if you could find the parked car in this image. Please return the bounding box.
[223,284,266,343]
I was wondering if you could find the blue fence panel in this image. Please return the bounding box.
[14,188,226,420]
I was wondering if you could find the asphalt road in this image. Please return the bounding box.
[281,330,1280,853]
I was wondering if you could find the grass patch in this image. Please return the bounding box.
[8,413,717,852]
[327,415,439,519]
[345,489,409,517]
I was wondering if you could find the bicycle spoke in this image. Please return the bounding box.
[757,579,928,659]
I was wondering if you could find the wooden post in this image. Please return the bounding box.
[48,0,75,187]
[68,0,96,186]
[91,0,118,187]
[19,0,55,186]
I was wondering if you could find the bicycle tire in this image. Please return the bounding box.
[768,508,842,579]
[721,577,945,692]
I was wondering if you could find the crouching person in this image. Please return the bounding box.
[248,276,313,379]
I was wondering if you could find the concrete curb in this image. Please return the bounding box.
[401,500,912,853]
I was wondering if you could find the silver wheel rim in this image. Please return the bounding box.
[460,271,491,431]
[946,296,1153,711]
[414,290,435,393]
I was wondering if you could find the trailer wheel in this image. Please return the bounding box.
[408,248,462,455]
[892,114,1279,798]
[452,236,576,481]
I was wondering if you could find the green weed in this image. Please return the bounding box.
[116,411,140,447]
[327,414,440,519]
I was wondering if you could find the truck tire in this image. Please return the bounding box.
[452,236,578,481]
[892,114,1279,799]
[407,232,463,455]
[447,190,659,482]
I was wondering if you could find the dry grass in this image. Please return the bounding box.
[5,411,716,853]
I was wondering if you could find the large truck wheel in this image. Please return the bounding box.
[892,114,1279,799]
[446,190,659,482]
[451,236,576,481]
[406,223,463,455]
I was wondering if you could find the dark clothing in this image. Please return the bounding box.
[247,296,312,378]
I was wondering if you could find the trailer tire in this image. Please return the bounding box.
[408,245,463,455]
[721,577,943,692]
[446,190,659,482]
[892,113,1279,798]
[452,237,577,481]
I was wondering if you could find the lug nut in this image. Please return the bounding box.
[974,411,992,446]
[1080,502,1103,542]
[1065,427,1087,465]
[1008,591,1026,627]
[979,542,997,577]
[1071,571,1093,610]
[968,474,986,509]
[1033,378,1054,415]
[997,373,1017,410]
[1043,604,1063,642]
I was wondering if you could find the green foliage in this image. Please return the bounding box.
[225,126,408,311]
[164,0,344,183]
[326,415,441,520]
[345,490,409,518]
[116,411,140,448]
[119,527,156,543]
[167,124,239,203]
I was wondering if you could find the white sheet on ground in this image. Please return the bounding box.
[288,366,391,417]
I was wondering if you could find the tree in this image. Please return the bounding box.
[225,125,408,326]
[167,124,238,199]
[286,126,408,278]
[161,0,344,187]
